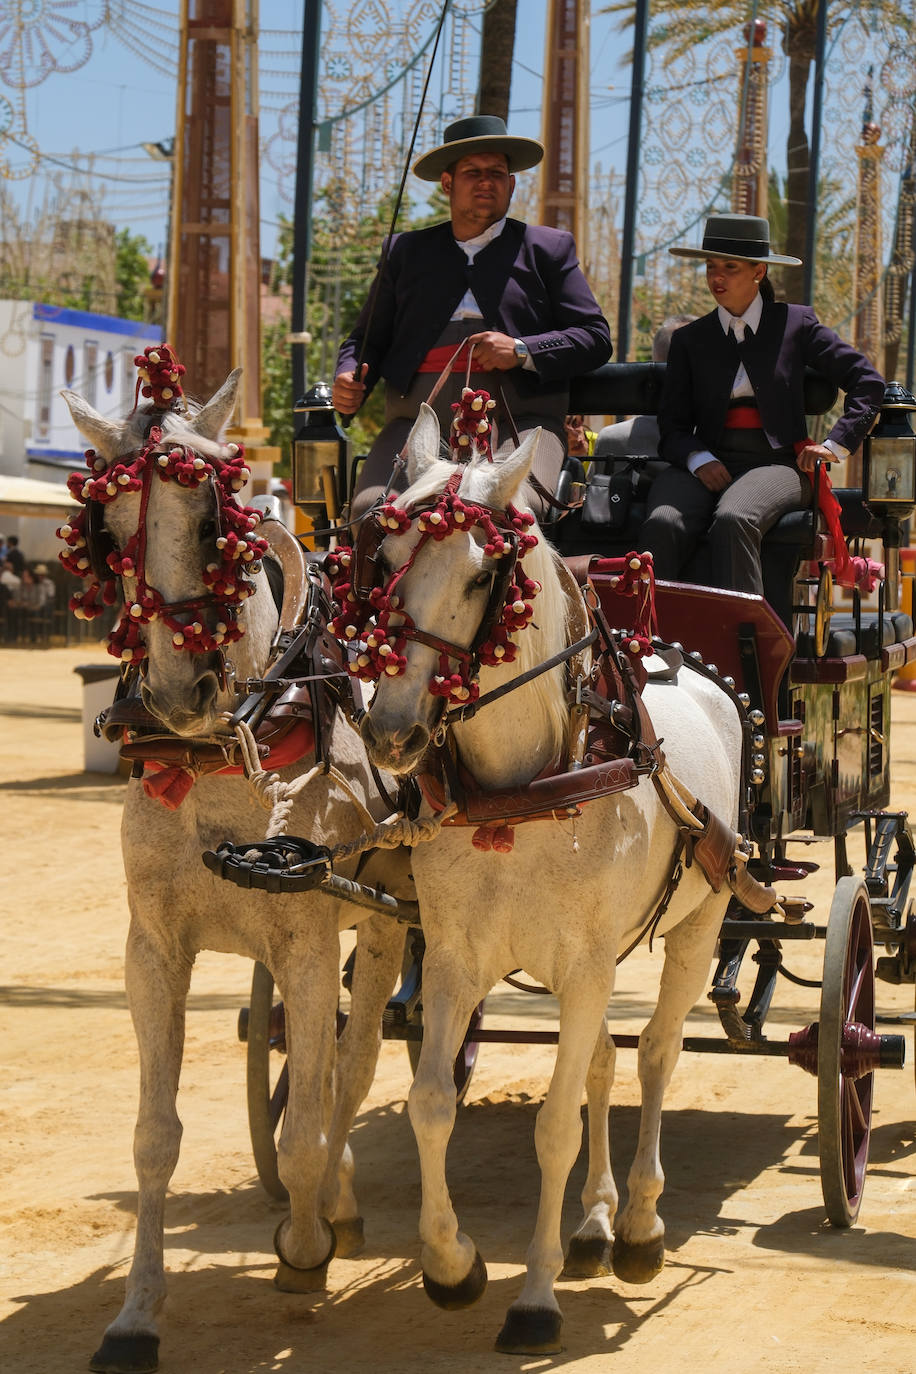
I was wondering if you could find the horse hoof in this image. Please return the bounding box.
[612,1233,665,1284]
[495,1305,563,1355]
[273,1219,336,1293]
[562,1233,612,1279]
[332,1215,365,1258]
[422,1249,487,1310]
[89,1332,159,1373]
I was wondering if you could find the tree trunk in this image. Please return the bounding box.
[477,0,518,121]
[781,6,817,288]
[784,47,813,270]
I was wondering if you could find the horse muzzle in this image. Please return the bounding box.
[359,713,430,775]
[140,663,224,736]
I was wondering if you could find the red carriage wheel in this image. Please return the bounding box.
[817,878,875,1227]
[240,960,289,1201]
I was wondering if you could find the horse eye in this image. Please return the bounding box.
[199,518,218,542]
[472,570,492,589]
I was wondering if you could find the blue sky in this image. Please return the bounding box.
[6,1,631,262]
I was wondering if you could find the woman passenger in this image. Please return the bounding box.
[639,213,885,595]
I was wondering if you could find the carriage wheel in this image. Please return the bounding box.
[243,960,289,1201]
[817,878,875,1227]
[402,939,483,1104]
[813,565,834,656]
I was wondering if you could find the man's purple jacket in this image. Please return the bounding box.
[335,218,611,405]
[659,301,885,467]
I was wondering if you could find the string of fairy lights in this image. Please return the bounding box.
[1,1,916,364]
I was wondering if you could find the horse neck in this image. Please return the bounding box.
[454,542,573,789]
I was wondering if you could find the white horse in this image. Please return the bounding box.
[62,370,409,1374]
[357,405,745,1354]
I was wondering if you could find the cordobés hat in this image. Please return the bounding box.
[413,115,544,182]
[670,214,802,267]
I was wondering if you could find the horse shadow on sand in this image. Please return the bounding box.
[5,1086,914,1372]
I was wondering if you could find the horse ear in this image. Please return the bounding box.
[193,368,242,440]
[405,404,443,483]
[60,390,125,461]
[484,427,542,508]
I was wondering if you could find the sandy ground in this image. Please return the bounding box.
[1,644,914,1374]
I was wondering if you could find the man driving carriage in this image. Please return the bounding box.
[331,114,611,522]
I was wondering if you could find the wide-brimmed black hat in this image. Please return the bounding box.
[670,214,802,267]
[413,115,544,182]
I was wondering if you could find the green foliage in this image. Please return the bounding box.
[115,228,155,321]
[261,185,452,463]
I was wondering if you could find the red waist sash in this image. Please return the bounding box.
[416,342,484,373]
[723,405,763,429]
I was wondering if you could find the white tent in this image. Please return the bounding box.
[0,475,78,519]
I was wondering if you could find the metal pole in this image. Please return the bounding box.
[803,0,828,304]
[292,0,322,405]
[617,0,649,363]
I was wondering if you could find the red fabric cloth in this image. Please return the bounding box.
[794,443,884,592]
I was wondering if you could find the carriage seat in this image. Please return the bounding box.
[795,610,914,660]
[559,363,847,628]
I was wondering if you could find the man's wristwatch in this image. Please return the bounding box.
[513,338,529,364]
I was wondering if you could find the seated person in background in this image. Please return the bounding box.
[332,115,611,522]
[593,315,696,468]
[564,413,597,459]
[638,214,884,596]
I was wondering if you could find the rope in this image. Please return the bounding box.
[233,719,458,854]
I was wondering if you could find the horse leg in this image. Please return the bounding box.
[408,960,489,1312]
[270,928,341,1293]
[324,915,405,1256]
[90,921,193,1374]
[613,895,725,1284]
[496,979,613,1355]
[563,1020,617,1279]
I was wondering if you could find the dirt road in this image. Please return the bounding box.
[1,646,914,1374]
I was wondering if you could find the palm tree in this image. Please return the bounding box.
[477,0,518,121]
[603,1,909,266]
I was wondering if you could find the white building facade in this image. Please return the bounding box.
[0,300,160,558]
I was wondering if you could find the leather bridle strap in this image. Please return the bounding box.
[444,627,599,725]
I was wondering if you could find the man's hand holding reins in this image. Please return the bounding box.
[466,331,525,370]
[333,363,368,416]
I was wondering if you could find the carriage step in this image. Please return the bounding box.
[719,918,819,940]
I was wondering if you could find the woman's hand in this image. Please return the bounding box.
[694,459,732,492]
[795,442,832,473]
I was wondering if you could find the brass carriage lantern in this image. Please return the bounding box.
[292,382,348,519]
[862,382,916,610]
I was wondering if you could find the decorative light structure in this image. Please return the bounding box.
[732,20,771,218]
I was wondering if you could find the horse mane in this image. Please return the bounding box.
[498,518,575,759]
[114,403,237,464]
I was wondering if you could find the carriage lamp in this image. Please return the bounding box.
[862,382,916,609]
[292,382,348,517]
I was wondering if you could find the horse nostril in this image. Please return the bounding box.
[192,671,219,715]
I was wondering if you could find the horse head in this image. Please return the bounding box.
[61,368,278,736]
[355,404,565,777]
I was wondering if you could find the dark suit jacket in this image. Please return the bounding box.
[658,301,885,468]
[335,218,611,402]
